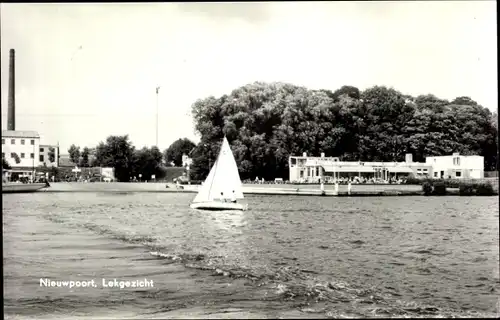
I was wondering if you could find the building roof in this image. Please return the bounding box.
[2,130,40,138]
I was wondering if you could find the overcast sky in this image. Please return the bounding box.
[1,2,497,153]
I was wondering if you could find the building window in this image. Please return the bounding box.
[30,153,34,159]
[10,153,15,158]
[11,139,15,144]
[1,139,4,144]
[453,157,460,166]
[455,171,462,177]
[21,139,25,145]
[316,167,319,176]
[40,147,45,152]
[40,155,44,162]
[30,140,35,145]
[21,153,25,158]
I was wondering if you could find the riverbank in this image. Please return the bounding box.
[31,182,470,196]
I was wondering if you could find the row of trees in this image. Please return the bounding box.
[66,137,197,182]
[68,145,92,167]
[189,82,498,181]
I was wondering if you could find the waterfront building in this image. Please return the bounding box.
[289,152,429,183]
[426,152,484,179]
[2,130,41,179]
[289,152,484,182]
[2,130,61,180]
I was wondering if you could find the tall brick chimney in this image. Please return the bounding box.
[8,48,15,130]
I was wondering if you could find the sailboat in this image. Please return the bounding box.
[190,136,248,211]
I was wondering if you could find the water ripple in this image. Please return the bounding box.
[3,193,499,318]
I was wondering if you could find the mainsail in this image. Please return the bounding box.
[192,137,244,203]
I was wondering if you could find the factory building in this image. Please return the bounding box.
[2,48,60,181]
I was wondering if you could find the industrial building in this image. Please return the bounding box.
[289,152,484,183]
[2,48,60,181]
[2,131,41,169]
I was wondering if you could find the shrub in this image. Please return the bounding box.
[422,182,433,196]
[432,182,447,195]
[476,183,495,196]
[444,179,460,188]
[405,177,424,185]
[459,183,475,196]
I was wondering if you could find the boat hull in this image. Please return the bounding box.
[2,183,49,193]
[190,201,248,211]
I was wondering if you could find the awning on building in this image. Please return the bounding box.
[387,167,414,173]
[322,166,375,173]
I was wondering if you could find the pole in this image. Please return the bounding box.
[32,142,35,182]
[156,86,160,147]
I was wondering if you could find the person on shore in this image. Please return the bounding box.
[220,192,226,202]
[347,180,352,195]
[230,190,237,203]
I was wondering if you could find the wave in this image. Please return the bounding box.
[44,214,158,246]
[42,212,497,318]
[147,249,490,318]
[81,223,158,245]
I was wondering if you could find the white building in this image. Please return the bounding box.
[39,144,60,167]
[289,152,431,183]
[182,154,193,167]
[289,151,485,182]
[2,130,61,181]
[101,167,115,180]
[2,130,41,169]
[426,152,484,179]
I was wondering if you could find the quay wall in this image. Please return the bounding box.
[40,182,427,196]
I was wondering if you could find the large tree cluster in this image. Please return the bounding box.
[189,82,498,181]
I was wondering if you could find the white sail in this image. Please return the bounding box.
[192,155,218,203]
[192,136,244,203]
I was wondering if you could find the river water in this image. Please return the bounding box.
[3,193,499,319]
